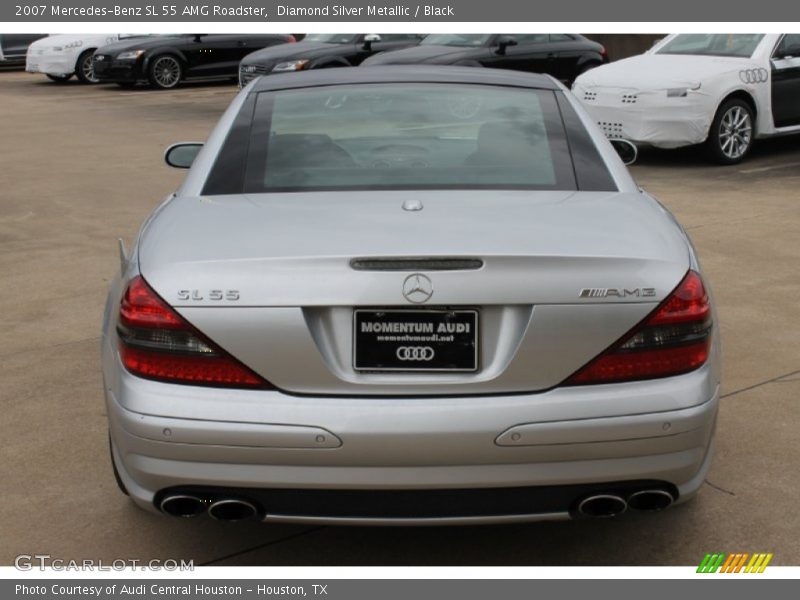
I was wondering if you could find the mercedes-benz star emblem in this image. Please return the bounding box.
[402,273,433,304]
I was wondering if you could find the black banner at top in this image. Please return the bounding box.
[2,0,800,22]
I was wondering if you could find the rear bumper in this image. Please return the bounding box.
[105,341,719,523]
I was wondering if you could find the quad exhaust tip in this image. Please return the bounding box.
[160,495,207,518]
[577,494,628,518]
[627,489,675,512]
[208,498,259,522]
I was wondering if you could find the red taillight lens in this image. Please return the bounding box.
[287,35,297,43]
[565,271,712,385]
[117,276,271,388]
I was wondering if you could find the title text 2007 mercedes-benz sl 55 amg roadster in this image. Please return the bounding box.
[102,66,720,524]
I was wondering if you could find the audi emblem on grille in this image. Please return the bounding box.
[739,68,769,84]
[396,346,435,361]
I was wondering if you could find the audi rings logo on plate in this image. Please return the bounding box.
[396,346,436,361]
[739,68,769,84]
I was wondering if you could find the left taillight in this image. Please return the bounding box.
[564,270,713,386]
[117,276,271,389]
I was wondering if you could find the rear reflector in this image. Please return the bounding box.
[117,276,271,389]
[565,271,712,385]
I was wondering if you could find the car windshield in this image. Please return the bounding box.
[221,83,580,193]
[421,34,493,47]
[656,34,765,58]
[303,34,359,44]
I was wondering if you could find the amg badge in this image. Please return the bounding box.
[580,287,656,298]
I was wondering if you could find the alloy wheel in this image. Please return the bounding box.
[718,105,752,161]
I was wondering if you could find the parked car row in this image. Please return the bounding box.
[16,32,800,163]
[22,33,607,90]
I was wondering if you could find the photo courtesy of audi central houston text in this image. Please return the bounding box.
[102,64,719,524]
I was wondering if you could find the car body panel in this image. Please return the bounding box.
[362,34,607,83]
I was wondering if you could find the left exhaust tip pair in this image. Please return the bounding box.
[159,495,259,521]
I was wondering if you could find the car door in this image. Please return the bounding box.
[182,34,240,78]
[481,34,554,75]
[771,34,800,128]
[546,34,587,82]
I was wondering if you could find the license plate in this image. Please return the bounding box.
[353,309,478,372]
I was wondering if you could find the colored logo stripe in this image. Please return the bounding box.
[697,552,773,573]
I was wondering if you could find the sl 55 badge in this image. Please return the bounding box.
[177,289,240,301]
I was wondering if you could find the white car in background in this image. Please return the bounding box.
[26,34,145,84]
[572,34,800,164]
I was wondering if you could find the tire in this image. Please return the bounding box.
[74,49,99,84]
[147,54,182,89]
[706,98,755,165]
[109,435,129,496]
[46,73,72,83]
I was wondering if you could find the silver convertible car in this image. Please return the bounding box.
[102,66,720,524]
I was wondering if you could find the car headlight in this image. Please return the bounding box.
[272,59,310,73]
[117,50,146,60]
[666,83,701,98]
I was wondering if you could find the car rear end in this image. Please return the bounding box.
[103,68,719,524]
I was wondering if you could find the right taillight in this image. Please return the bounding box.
[117,276,272,389]
[565,270,712,385]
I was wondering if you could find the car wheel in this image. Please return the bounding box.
[147,55,182,89]
[74,49,99,84]
[109,435,129,496]
[707,98,755,165]
[45,73,72,83]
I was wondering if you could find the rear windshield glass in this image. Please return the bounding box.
[237,83,578,193]
[656,34,765,58]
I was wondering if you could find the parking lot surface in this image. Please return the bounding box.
[1,71,798,566]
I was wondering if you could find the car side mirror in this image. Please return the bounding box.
[165,142,203,169]
[363,34,381,51]
[495,36,518,55]
[610,139,638,165]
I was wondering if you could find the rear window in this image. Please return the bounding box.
[204,83,617,194]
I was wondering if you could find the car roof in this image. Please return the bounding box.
[249,65,561,92]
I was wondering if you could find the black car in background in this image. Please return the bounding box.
[0,34,47,66]
[361,34,608,83]
[92,34,296,89]
[238,33,423,86]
